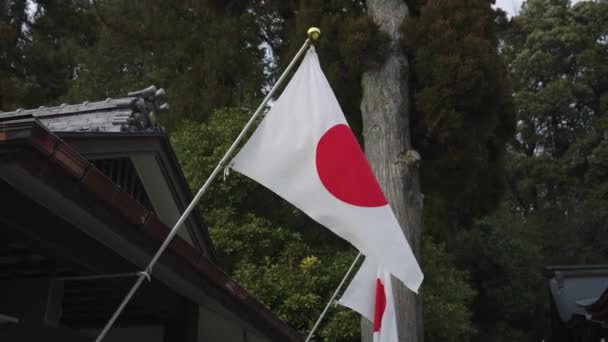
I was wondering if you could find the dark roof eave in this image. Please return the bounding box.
[0,116,302,341]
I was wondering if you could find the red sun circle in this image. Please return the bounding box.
[373,278,387,332]
[315,124,388,207]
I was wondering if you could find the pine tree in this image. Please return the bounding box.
[0,0,97,110]
[505,0,608,263]
[447,0,607,339]
[63,0,266,128]
[402,0,516,238]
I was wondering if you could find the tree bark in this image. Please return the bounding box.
[361,0,423,341]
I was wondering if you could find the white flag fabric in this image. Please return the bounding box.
[338,258,398,342]
[230,48,423,292]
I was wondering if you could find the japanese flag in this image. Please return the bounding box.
[338,258,397,342]
[230,48,423,292]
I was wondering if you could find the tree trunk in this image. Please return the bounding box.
[361,0,423,341]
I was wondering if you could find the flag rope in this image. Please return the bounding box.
[305,252,362,342]
[94,30,319,342]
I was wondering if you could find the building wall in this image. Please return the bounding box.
[0,325,91,341]
[84,326,164,342]
[197,306,273,342]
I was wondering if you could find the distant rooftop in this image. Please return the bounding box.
[0,85,169,133]
[545,265,608,324]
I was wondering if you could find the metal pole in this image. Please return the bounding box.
[305,252,362,342]
[95,29,320,342]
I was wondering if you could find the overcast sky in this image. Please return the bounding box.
[494,0,525,17]
[495,0,585,17]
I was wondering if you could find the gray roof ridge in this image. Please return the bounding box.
[0,97,136,119]
[0,85,170,133]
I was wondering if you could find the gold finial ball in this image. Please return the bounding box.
[307,27,321,40]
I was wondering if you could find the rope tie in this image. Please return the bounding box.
[138,271,152,282]
[223,164,231,181]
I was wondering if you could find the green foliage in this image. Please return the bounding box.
[234,240,360,340]
[421,237,476,342]
[62,0,265,128]
[504,0,608,264]
[170,107,258,211]
[452,210,547,341]
[171,107,359,339]
[402,0,516,237]
[170,104,480,340]
[0,0,98,110]
[395,4,608,335]
[11,1,606,340]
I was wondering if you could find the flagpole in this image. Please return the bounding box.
[94,27,321,342]
[305,252,362,342]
